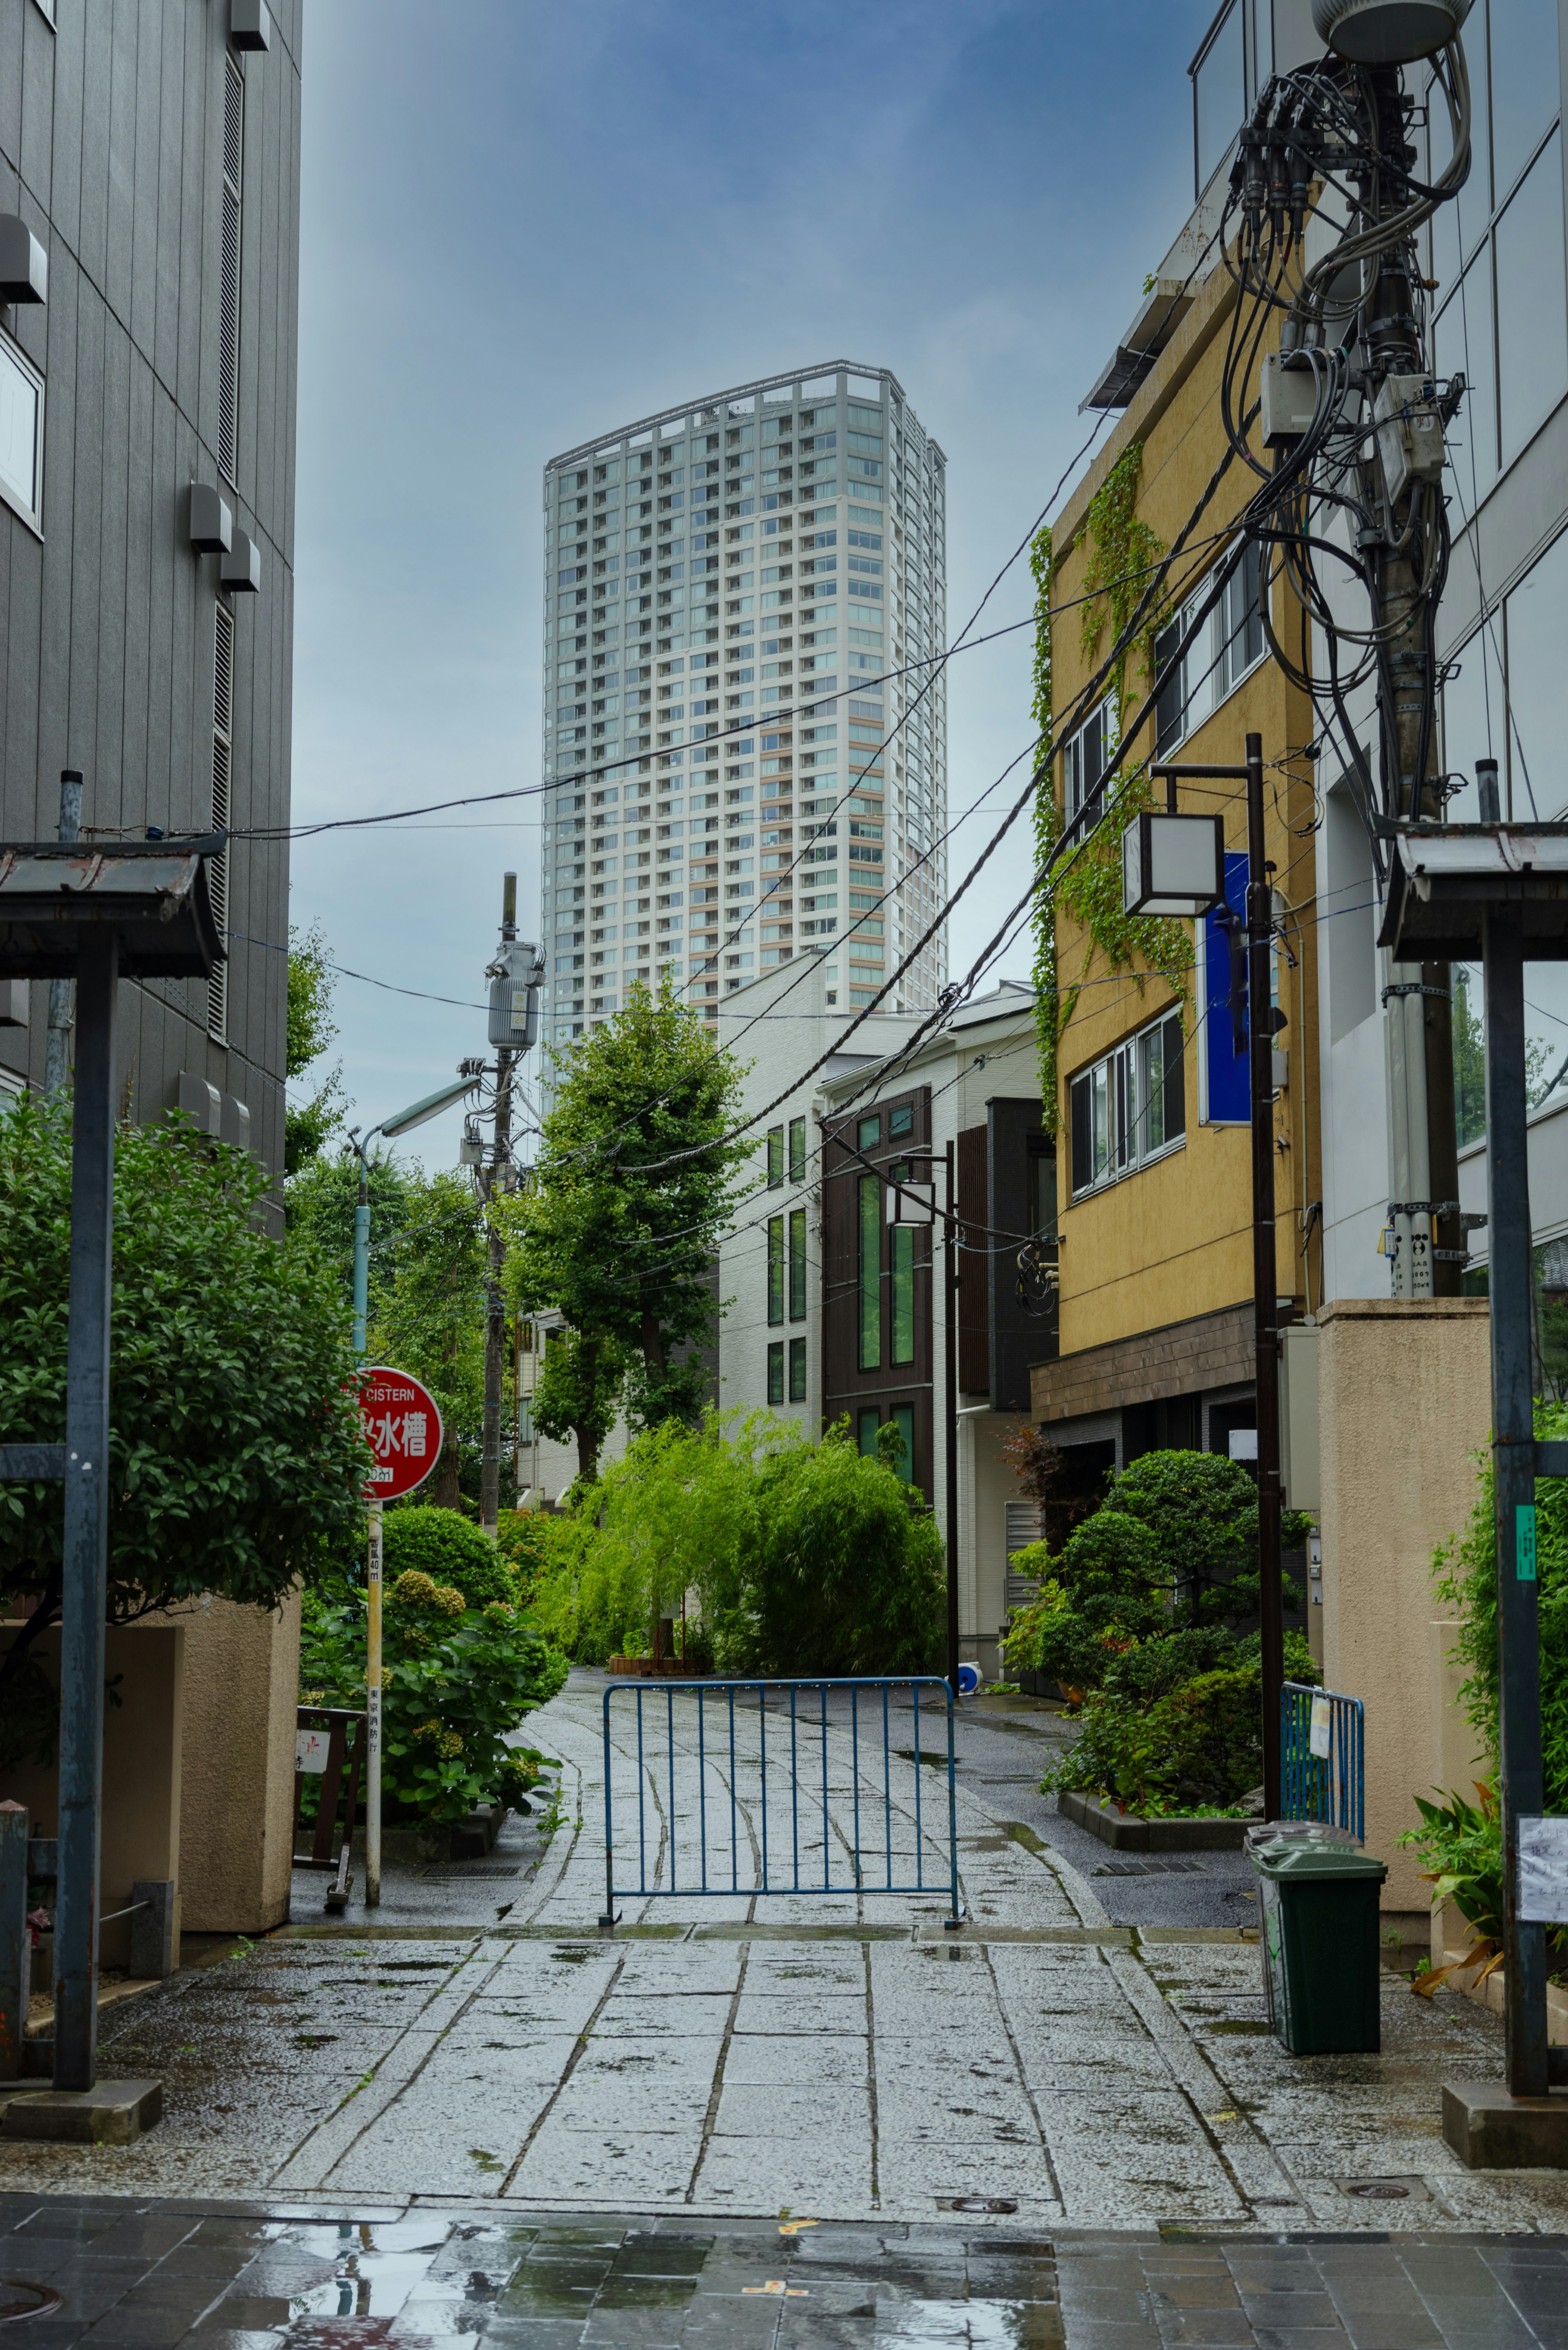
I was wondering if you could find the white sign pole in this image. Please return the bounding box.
[366,1496,383,1909]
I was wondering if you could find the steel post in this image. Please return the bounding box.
[42,773,82,1100]
[481,1046,515,1537]
[365,1498,383,1907]
[54,929,118,2092]
[944,1142,960,1697]
[1246,734,1285,1821]
[1483,909,1549,2098]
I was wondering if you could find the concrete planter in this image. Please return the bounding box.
[348,1804,507,1865]
[1441,1944,1568,2042]
[1058,1789,1249,1852]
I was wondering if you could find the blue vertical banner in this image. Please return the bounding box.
[1202,851,1250,1124]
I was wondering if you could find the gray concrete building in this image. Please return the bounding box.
[0,0,302,1201]
[539,361,947,1056]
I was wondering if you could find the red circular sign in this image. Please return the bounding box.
[359,1365,444,1502]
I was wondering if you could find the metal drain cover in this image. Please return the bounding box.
[1092,1857,1207,1876]
[1339,2176,1430,2202]
[938,2196,1020,2214]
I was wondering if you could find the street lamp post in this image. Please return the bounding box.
[345,1070,479,1905]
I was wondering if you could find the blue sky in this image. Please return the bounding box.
[287,0,1222,1168]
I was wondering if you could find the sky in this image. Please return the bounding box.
[286,0,1224,1172]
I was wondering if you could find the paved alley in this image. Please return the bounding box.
[0,1672,1563,2243]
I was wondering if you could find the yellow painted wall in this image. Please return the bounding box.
[1047,264,1322,1359]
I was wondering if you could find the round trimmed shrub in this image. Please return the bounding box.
[381,1506,518,1608]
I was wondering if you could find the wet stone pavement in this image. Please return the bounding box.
[10,2198,1568,2349]
[7,1676,1568,2336]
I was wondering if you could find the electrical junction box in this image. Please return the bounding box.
[488,941,543,1050]
[1260,353,1322,446]
[1374,373,1446,506]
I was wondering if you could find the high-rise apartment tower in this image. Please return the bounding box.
[539,363,947,1047]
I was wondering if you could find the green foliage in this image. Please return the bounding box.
[0,1094,370,1764]
[381,1505,521,1608]
[300,1568,567,1824]
[1004,1450,1310,1695]
[500,984,750,1472]
[288,1152,488,1508]
[495,1507,548,1596]
[1102,1448,1312,1626]
[1029,450,1194,1128]
[530,1328,627,1488]
[530,1411,944,1677]
[1004,1448,1315,1814]
[1401,1786,1505,1955]
[1432,1399,1568,1816]
[284,923,345,1174]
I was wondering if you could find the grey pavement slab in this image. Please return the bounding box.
[3,1672,1568,2240]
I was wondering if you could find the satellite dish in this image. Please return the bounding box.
[1312,0,1472,63]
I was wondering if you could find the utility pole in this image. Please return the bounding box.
[944,1139,960,1699]
[479,875,519,1541]
[1246,734,1285,1820]
[1354,59,1462,1302]
[478,874,543,1539]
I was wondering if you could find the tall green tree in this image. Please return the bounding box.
[500,983,749,1476]
[0,1096,369,1764]
[530,1327,628,1487]
[285,922,345,1174]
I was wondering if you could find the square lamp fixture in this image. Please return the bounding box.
[0,216,47,305]
[230,0,272,51]
[886,1178,936,1226]
[1122,811,1225,919]
[221,528,261,593]
[188,482,233,555]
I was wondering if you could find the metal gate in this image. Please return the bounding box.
[600,1676,962,1930]
[1281,1679,1365,1841]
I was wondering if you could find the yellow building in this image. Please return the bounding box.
[1028,261,1321,1530]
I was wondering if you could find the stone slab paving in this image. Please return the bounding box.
[3,1674,1568,2240]
[12,2197,1568,2349]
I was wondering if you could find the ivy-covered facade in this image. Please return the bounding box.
[1027,258,1321,1544]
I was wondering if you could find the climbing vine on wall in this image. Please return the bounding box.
[1028,443,1195,1133]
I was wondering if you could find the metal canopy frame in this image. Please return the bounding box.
[0,828,220,2094]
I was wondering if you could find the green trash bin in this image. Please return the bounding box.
[1252,1837,1388,2055]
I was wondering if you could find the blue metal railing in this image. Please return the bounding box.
[599,1677,962,1931]
[1281,1679,1365,1841]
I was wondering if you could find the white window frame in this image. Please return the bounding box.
[0,330,45,538]
[1063,697,1114,824]
[1068,1005,1187,1200]
[1154,541,1267,755]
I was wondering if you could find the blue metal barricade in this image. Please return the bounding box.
[599,1676,962,1931]
[1281,1679,1365,1841]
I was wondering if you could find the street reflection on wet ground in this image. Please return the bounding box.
[10,2197,1568,2350]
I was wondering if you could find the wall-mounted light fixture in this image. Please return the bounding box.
[220,527,261,594]
[188,482,233,554]
[229,0,272,51]
[0,216,47,305]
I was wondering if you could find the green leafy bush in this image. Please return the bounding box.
[531,1411,944,1676]
[1,1094,370,1768]
[301,1569,567,1824]
[1002,1449,1317,1816]
[1041,1629,1319,1815]
[381,1505,520,1609]
[1433,1398,1568,1815]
